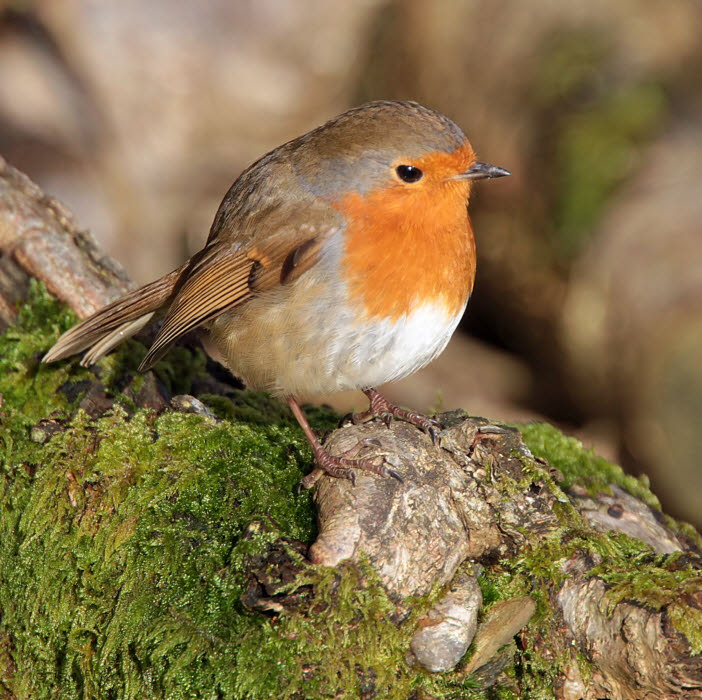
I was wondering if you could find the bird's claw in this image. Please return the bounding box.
[386,467,404,483]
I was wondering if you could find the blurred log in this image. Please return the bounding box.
[562,120,702,525]
[0,155,132,329]
[1,160,701,699]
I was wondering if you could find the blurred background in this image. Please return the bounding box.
[1,0,700,527]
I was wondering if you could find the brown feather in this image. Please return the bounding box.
[138,251,253,369]
[43,266,184,363]
[138,230,327,371]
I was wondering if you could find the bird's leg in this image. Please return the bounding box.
[287,396,402,488]
[351,387,441,444]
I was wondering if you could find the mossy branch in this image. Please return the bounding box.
[1,158,701,699]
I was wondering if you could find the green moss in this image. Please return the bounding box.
[0,284,318,697]
[591,553,702,655]
[485,687,521,700]
[203,389,339,435]
[518,422,660,508]
[0,281,85,433]
[237,561,407,698]
[2,393,323,696]
[100,338,208,400]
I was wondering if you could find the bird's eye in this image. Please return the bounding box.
[395,164,423,183]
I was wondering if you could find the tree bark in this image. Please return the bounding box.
[0,155,133,330]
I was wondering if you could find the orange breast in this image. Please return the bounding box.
[334,144,477,322]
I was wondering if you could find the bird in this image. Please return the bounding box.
[44,100,509,486]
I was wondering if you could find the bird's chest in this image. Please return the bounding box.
[208,195,475,396]
[337,187,476,324]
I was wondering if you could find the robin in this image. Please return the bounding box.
[44,100,509,485]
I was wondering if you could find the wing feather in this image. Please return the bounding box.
[138,228,332,371]
[43,267,184,363]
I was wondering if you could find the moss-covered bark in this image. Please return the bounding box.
[1,285,701,699]
[1,285,327,698]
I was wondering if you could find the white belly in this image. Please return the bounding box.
[208,270,466,399]
[327,301,465,393]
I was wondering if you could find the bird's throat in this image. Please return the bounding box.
[335,183,476,323]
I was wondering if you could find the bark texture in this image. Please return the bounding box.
[0,155,133,330]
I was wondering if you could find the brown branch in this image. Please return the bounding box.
[0,155,133,329]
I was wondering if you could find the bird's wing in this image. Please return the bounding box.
[43,266,186,364]
[138,224,333,371]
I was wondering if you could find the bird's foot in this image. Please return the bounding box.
[300,443,403,489]
[288,394,404,488]
[349,388,441,444]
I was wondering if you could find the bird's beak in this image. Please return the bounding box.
[454,161,511,181]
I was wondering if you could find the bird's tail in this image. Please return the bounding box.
[43,266,184,366]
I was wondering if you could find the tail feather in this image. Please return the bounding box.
[80,313,156,366]
[43,267,183,364]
